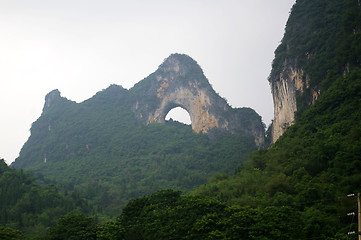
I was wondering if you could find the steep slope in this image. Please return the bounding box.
[269,0,361,142]
[5,1,361,239]
[12,54,264,216]
[193,0,361,238]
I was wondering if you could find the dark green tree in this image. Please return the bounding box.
[47,212,96,240]
[0,226,24,240]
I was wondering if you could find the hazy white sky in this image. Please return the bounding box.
[0,0,295,165]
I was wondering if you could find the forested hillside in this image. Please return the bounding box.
[0,159,92,239]
[2,0,361,239]
[12,82,257,217]
[193,0,361,238]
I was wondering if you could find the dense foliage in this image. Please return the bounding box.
[193,0,361,238]
[118,189,301,240]
[3,0,361,239]
[0,159,92,239]
[12,83,257,217]
[193,72,361,239]
[270,0,361,109]
[43,190,301,240]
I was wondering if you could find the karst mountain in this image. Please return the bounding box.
[2,0,361,238]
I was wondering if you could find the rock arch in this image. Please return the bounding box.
[131,53,265,146]
[147,86,218,133]
[165,106,191,124]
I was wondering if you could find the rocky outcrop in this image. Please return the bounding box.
[270,59,307,142]
[269,59,319,143]
[37,54,265,147]
[267,0,361,143]
[130,54,265,147]
[43,89,62,112]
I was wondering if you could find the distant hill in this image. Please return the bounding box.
[12,54,264,216]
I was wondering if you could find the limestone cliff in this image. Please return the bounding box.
[130,54,265,147]
[268,0,354,144]
[268,0,361,143]
[269,59,319,142]
[12,54,266,212]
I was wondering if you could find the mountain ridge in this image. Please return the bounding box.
[3,0,361,238]
[36,53,265,147]
[11,53,262,216]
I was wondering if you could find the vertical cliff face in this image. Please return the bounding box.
[269,0,360,143]
[270,60,319,142]
[130,54,265,147]
[270,63,303,142]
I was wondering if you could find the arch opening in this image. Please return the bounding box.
[165,107,191,125]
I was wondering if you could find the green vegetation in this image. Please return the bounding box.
[0,159,92,239]
[192,0,361,238]
[193,69,361,239]
[3,0,361,239]
[12,84,257,217]
[0,226,24,240]
[43,190,300,240]
[270,0,361,111]
[118,189,300,239]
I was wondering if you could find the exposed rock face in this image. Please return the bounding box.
[267,0,360,143]
[43,89,62,112]
[36,54,265,147]
[270,60,307,142]
[131,54,265,147]
[269,59,319,143]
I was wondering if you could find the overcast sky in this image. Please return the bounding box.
[0,0,295,165]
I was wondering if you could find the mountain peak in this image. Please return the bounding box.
[131,53,265,146]
[158,53,203,77]
[42,89,62,112]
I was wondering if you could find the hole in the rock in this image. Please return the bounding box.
[165,107,191,125]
